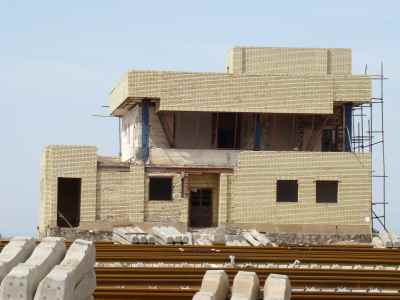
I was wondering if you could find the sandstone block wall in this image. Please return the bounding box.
[228,47,352,75]
[96,164,144,224]
[110,71,371,115]
[40,146,97,233]
[230,151,372,229]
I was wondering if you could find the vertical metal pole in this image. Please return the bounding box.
[142,101,150,162]
[118,117,122,157]
[380,62,387,228]
[361,104,364,152]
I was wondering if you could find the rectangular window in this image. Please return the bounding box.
[276,180,298,202]
[316,180,338,203]
[149,177,173,201]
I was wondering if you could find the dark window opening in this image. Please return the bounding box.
[316,181,338,203]
[276,180,298,202]
[57,177,81,227]
[321,129,336,152]
[149,177,173,200]
[213,113,241,149]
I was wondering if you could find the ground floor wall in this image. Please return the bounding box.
[39,146,372,237]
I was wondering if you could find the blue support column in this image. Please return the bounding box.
[344,103,353,152]
[254,113,261,150]
[141,101,150,162]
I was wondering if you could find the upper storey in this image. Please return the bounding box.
[109,47,371,116]
[228,47,352,75]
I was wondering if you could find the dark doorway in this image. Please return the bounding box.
[214,113,241,149]
[57,177,81,227]
[189,188,213,227]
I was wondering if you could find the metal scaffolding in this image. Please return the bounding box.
[351,63,388,231]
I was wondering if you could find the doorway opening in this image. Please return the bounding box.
[189,188,213,227]
[213,113,241,149]
[57,177,81,227]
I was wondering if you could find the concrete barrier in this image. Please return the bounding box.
[263,274,291,300]
[0,237,36,283]
[34,239,96,300]
[192,270,229,300]
[231,271,259,300]
[0,237,66,300]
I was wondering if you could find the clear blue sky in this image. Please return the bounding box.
[1,0,399,237]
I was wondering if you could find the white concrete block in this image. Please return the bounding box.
[231,271,259,300]
[193,270,229,300]
[0,237,65,300]
[193,291,215,300]
[212,227,226,245]
[152,227,174,244]
[243,232,262,247]
[34,239,96,300]
[389,232,400,248]
[263,274,291,300]
[371,237,384,248]
[0,237,36,283]
[249,230,272,246]
[379,230,393,248]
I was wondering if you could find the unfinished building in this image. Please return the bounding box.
[39,47,373,238]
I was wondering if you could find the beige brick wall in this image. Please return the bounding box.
[96,164,145,224]
[228,47,352,75]
[39,145,97,232]
[110,71,371,115]
[218,173,233,226]
[144,173,188,224]
[230,151,372,227]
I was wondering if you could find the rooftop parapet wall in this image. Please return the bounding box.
[109,71,371,115]
[228,47,352,75]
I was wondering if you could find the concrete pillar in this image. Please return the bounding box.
[231,271,259,300]
[34,239,96,300]
[193,270,229,300]
[263,274,291,300]
[0,237,36,283]
[0,237,66,300]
